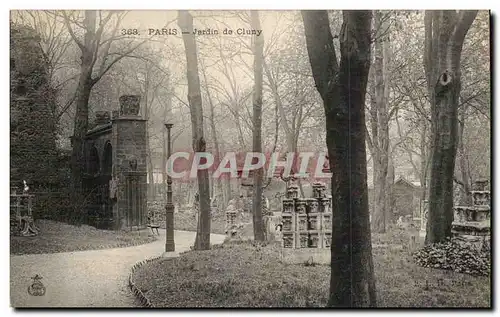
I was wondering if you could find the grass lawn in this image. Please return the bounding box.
[10,220,157,255]
[132,229,490,308]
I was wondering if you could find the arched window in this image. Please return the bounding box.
[103,142,112,176]
[88,146,100,175]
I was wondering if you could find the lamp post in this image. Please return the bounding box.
[164,123,175,252]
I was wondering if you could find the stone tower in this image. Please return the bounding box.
[111,95,148,230]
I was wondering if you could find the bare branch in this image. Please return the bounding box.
[62,11,84,50]
[56,91,78,119]
[91,39,149,85]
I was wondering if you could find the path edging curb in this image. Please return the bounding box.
[128,234,225,307]
[128,255,164,308]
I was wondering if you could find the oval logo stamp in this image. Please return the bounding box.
[27,274,46,296]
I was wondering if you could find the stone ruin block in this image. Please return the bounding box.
[472,179,489,191]
[322,232,332,248]
[307,213,320,230]
[319,197,331,213]
[471,191,490,207]
[308,231,320,248]
[454,206,475,222]
[282,213,294,232]
[296,232,308,248]
[295,198,307,214]
[282,199,294,213]
[454,205,490,223]
[452,222,490,236]
[296,214,308,231]
[312,182,327,199]
[280,184,334,252]
[286,185,299,199]
[306,198,319,213]
[119,95,141,116]
[321,213,332,231]
[474,206,491,222]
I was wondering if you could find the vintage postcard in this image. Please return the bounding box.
[9,9,491,308]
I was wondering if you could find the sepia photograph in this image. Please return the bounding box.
[8,7,491,308]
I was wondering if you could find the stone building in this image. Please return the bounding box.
[83,95,148,230]
[10,23,58,187]
[392,176,422,220]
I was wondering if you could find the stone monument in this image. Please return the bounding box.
[281,182,332,264]
[452,180,491,250]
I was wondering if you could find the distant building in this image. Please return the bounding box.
[392,176,423,220]
[367,176,422,223]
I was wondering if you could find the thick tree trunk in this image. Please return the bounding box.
[71,77,92,191]
[426,73,459,242]
[70,11,97,192]
[178,10,211,250]
[302,10,376,307]
[251,11,265,241]
[424,10,477,244]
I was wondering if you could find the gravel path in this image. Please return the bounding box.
[10,230,225,307]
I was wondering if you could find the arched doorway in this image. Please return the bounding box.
[103,142,112,176]
[84,146,100,226]
[98,142,113,229]
[88,146,100,175]
[84,143,114,229]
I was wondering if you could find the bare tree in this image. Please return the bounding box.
[199,57,232,211]
[178,10,211,250]
[250,11,265,241]
[367,11,391,233]
[62,10,147,191]
[302,10,376,307]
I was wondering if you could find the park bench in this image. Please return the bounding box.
[147,216,160,235]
